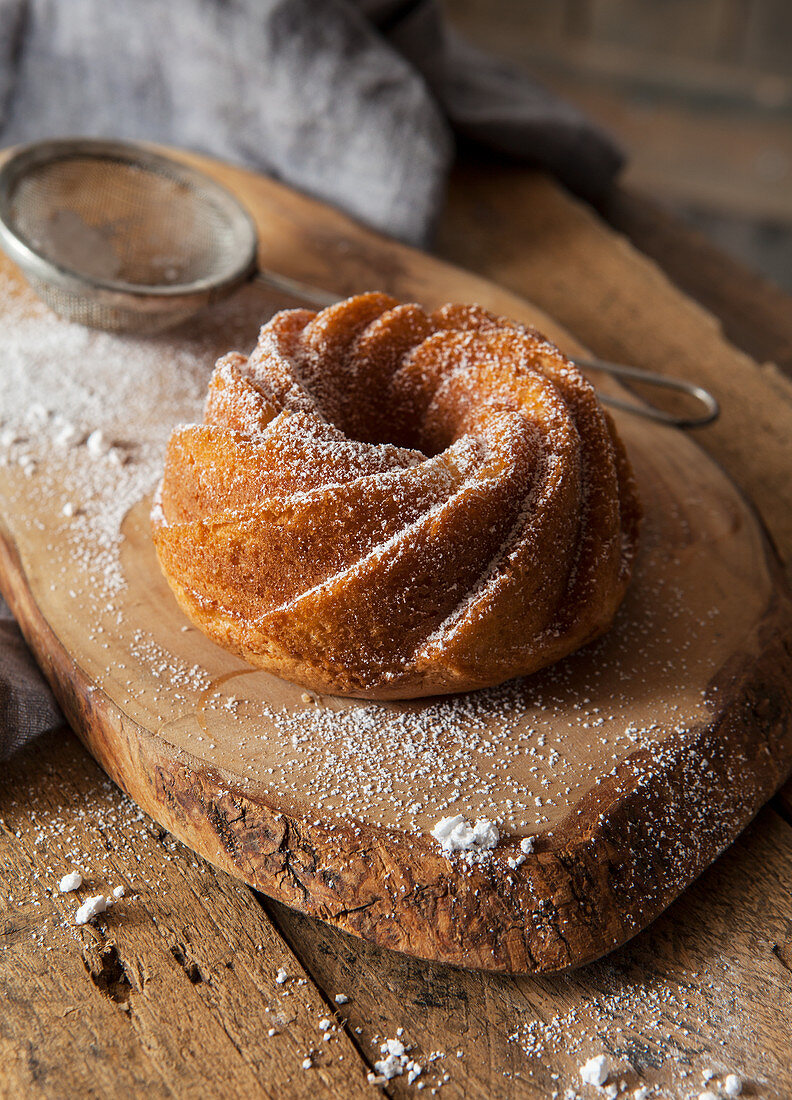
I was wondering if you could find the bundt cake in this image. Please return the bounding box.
[152,292,641,698]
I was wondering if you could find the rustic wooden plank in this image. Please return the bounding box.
[527,40,792,111]
[596,182,792,375]
[443,1,792,224]
[1,148,790,975]
[612,98,792,223]
[265,802,792,1099]
[0,141,790,1097]
[0,729,374,1099]
[444,0,792,75]
[598,87,792,222]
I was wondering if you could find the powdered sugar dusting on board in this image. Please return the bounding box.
[0,287,262,598]
[0,277,772,854]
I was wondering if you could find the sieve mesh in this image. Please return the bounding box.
[10,154,242,287]
[26,276,205,334]
[0,139,258,332]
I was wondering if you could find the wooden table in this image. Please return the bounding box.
[1,159,791,1099]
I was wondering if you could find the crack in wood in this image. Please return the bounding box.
[772,932,792,976]
[330,899,378,921]
[82,943,133,1005]
[771,796,792,831]
[257,895,384,1082]
[170,942,205,985]
[1,920,28,941]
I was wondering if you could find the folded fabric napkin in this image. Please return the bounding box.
[0,0,622,760]
[0,596,61,756]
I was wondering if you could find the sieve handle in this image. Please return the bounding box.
[575,356,720,429]
[254,268,339,309]
[253,267,720,429]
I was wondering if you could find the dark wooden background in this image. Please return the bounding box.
[443,0,792,291]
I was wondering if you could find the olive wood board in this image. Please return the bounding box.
[0,147,791,974]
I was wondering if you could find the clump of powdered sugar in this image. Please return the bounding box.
[430,814,499,862]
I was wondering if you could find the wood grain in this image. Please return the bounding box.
[594,182,792,378]
[0,728,373,1100]
[0,150,791,976]
[3,727,790,1096]
[265,796,792,1099]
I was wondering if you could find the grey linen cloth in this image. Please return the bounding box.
[0,0,622,759]
[0,597,61,756]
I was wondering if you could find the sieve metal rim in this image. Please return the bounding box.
[0,137,259,304]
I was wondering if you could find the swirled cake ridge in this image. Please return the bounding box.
[152,293,640,698]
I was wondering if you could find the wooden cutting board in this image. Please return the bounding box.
[0,147,790,974]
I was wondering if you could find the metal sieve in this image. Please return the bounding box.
[0,137,334,335]
[0,137,718,426]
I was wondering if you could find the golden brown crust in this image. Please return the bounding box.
[152,293,641,698]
